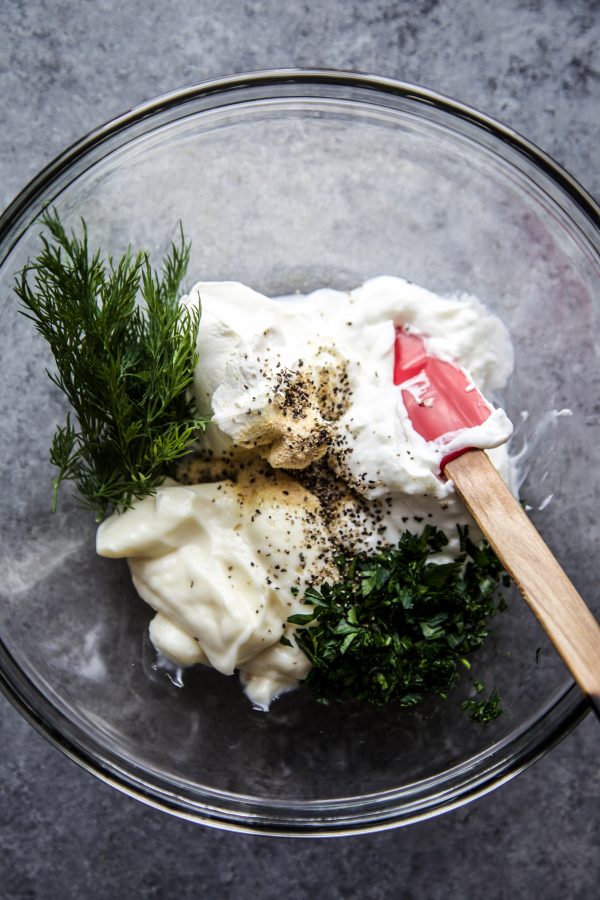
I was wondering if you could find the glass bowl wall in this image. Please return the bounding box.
[0,71,598,835]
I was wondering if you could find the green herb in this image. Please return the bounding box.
[291,524,509,714]
[462,687,503,723]
[15,211,208,520]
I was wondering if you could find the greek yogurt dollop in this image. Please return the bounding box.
[97,276,515,708]
[189,277,514,500]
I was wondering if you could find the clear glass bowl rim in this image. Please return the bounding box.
[0,69,597,837]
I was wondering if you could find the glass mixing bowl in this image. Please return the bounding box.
[0,71,598,836]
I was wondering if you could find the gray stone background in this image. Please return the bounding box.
[0,1,598,898]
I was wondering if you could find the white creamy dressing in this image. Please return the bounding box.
[97,467,332,708]
[96,276,516,709]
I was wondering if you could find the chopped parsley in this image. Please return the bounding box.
[290,524,509,717]
[462,687,503,723]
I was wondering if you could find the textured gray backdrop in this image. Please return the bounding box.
[1,1,598,898]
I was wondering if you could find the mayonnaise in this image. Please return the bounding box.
[97,466,333,709]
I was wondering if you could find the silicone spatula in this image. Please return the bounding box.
[395,327,600,719]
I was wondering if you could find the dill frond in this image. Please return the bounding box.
[16,211,208,520]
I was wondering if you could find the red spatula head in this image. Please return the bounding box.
[394,327,493,468]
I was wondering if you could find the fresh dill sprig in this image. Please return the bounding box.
[289,524,509,717]
[15,210,208,520]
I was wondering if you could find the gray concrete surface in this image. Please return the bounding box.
[1,1,598,898]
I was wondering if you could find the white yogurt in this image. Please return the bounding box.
[188,277,513,491]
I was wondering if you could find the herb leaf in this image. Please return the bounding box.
[15,211,208,520]
[291,525,508,715]
[462,687,503,723]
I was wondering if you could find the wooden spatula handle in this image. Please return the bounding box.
[445,449,600,720]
